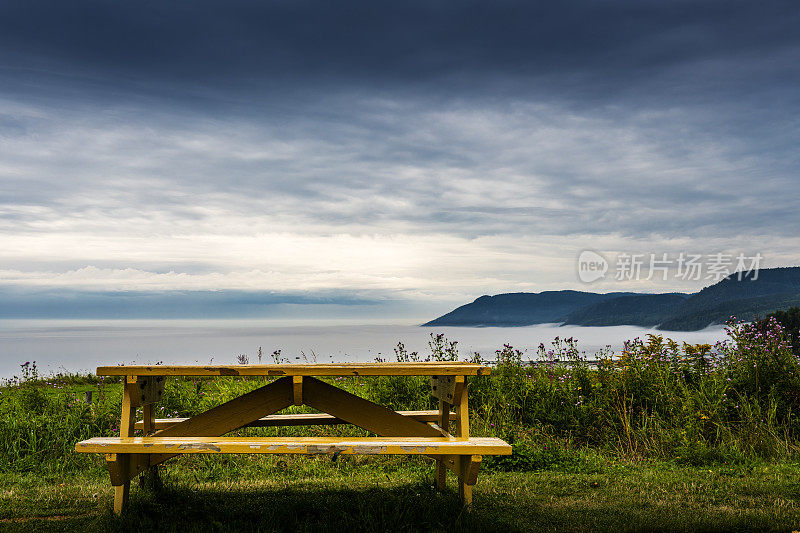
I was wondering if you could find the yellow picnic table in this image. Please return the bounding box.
[75,363,511,514]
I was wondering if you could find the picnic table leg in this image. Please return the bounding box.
[113,376,137,515]
[458,455,481,510]
[435,398,451,491]
[455,382,475,509]
[139,402,161,490]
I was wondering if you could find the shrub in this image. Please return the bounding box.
[723,317,800,432]
[760,307,800,356]
[4,321,800,476]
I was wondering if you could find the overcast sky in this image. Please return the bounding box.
[1,0,798,318]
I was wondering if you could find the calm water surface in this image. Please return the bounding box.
[0,319,730,379]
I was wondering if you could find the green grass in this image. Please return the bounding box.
[3,324,800,530]
[2,457,800,532]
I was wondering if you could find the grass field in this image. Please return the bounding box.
[3,321,800,531]
[3,456,800,532]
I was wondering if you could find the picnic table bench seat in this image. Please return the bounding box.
[75,363,511,515]
[77,436,511,456]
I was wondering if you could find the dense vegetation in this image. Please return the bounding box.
[2,318,800,530]
[760,306,800,356]
[562,293,688,327]
[2,317,800,476]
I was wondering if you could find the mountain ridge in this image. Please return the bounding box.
[423,267,800,331]
[422,290,635,327]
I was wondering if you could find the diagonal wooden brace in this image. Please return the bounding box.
[110,376,293,485]
[303,377,441,437]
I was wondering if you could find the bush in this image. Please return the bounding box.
[723,317,800,432]
[4,321,800,476]
[761,307,800,356]
[469,325,800,464]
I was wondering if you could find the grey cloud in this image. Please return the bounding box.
[0,0,798,302]
[1,95,798,244]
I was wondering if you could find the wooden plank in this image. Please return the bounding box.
[430,375,456,402]
[133,410,457,430]
[141,401,160,486]
[454,382,472,508]
[142,404,153,434]
[76,436,513,455]
[108,376,137,514]
[439,455,458,476]
[461,454,482,486]
[456,383,470,438]
[136,375,166,405]
[293,376,303,406]
[458,455,481,509]
[435,399,452,490]
[431,375,465,404]
[453,376,465,405]
[96,363,492,377]
[303,377,442,437]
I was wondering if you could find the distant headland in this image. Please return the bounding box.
[423,267,800,331]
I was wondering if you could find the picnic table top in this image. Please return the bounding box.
[96,362,491,377]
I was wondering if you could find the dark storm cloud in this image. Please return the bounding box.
[0,0,797,105]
